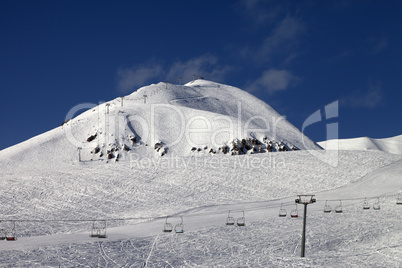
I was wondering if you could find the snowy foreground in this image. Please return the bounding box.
[1,150,402,267]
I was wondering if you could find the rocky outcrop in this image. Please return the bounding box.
[154,141,167,156]
[189,137,298,156]
[87,134,97,142]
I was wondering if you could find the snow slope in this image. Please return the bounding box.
[318,135,402,155]
[0,79,320,173]
[0,150,401,267]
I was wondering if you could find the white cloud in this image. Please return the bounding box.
[116,55,233,91]
[117,62,163,92]
[247,69,299,94]
[239,0,282,25]
[241,16,305,63]
[341,81,385,109]
[368,37,388,54]
[262,16,305,58]
[268,16,305,47]
[166,54,233,84]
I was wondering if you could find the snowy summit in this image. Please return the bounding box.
[0,79,320,168]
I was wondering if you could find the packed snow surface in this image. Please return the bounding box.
[0,150,401,267]
[0,80,401,267]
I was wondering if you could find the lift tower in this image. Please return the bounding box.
[295,195,316,257]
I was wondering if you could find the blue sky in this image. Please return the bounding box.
[1,0,401,150]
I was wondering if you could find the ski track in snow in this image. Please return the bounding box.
[0,150,402,267]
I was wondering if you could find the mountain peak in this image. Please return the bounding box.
[0,80,320,169]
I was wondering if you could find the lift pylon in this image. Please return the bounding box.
[295,195,316,258]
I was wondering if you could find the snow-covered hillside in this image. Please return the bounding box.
[318,135,402,155]
[0,80,401,267]
[0,79,319,172]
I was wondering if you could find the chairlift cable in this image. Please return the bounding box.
[1,193,399,225]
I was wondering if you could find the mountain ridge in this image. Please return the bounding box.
[318,135,402,155]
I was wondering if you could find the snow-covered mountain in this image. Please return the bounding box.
[318,135,402,155]
[1,79,401,267]
[0,79,320,171]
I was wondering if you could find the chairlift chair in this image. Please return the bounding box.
[226,210,235,226]
[0,222,5,240]
[290,204,298,218]
[90,221,100,238]
[90,220,107,238]
[0,229,5,240]
[373,198,380,210]
[396,194,402,205]
[163,216,173,232]
[279,203,287,217]
[98,220,107,238]
[363,198,370,210]
[335,200,343,213]
[5,221,16,241]
[324,200,332,213]
[237,211,246,226]
[175,216,184,233]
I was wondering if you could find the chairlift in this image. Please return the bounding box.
[175,216,184,233]
[373,198,380,210]
[226,210,235,226]
[0,221,5,240]
[397,194,402,205]
[279,203,287,217]
[163,216,173,232]
[290,204,298,218]
[335,200,343,213]
[5,221,17,241]
[0,229,5,240]
[90,220,107,238]
[236,211,246,226]
[324,200,332,213]
[363,198,370,210]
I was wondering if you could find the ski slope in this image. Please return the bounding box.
[0,150,401,267]
[0,80,401,267]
